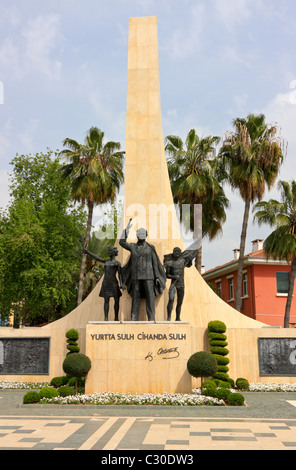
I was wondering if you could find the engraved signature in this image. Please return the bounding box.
[145,347,180,361]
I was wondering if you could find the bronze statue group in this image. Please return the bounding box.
[83,219,197,322]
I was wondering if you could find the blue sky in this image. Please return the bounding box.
[0,0,295,269]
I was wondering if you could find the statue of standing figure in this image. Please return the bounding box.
[164,245,198,321]
[119,219,166,321]
[83,246,124,321]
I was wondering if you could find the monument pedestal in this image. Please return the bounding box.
[85,322,192,394]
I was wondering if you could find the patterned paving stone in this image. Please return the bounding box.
[1,391,296,451]
[0,416,295,450]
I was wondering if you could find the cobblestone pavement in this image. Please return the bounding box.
[1,390,296,451]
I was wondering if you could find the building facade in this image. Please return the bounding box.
[203,239,296,328]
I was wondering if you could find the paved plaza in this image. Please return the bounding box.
[1,389,296,451]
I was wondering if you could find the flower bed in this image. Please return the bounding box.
[1,381,296,407]
[39,390,225,406]
[248,383,296,392]
[0,381,49,389]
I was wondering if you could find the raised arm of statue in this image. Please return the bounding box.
[119,218,133,251]
[83,247,107,264]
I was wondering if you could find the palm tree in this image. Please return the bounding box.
[254,180,296,328]
[165,129,229,272]
[60,127,124,305]
[219,113,285,312]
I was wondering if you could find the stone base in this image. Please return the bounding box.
[85,322,192,394]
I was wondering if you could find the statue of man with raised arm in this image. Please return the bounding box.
[119,219,166,321]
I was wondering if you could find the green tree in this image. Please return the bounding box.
[165,129,229,272]
[219,113,285,312]
[254,180,296,328]
[0,151,86,325]
[60,127,125,305]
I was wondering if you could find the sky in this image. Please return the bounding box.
[0,0,295,270]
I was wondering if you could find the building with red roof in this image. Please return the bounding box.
[202,239,296,328]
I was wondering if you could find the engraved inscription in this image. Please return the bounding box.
[0,338,50,375]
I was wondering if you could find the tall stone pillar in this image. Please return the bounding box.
[43,16,267,330]
[120,17,183,321]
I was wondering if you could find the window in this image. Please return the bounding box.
[276,272,289,294]
[228,278,234,300]
[216,281,222,298]
[242,273,248,297]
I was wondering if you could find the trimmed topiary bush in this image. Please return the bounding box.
[213,371,229,382]
[209,340,228,347]
[39,386,59,399]
[57,385,75,397]
[207,332,227,341]
[63,353,91,378]
[66,329,79,341]
[210,346,229,356]
[201,387,218,398]
[187,351,218,388]
[218,380,231,389]
[66,329,80,355]
[212,354,229,366]
[236,377,249,390]
[23,391,41,404]
[202,379,217,389]
[207,321,226,333]
[50,376,68,388]
[227,392,245,406]
[208,320,234,385]
[216,388,231,401]
[67,344,80,354]
[63,352,91,393]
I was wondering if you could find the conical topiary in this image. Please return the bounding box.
[207,320,232,385]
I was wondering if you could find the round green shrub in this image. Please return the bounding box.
[202,379,217,389]
[187,351,218,379]
[66,329,79,341]
[210,346,229,356]
[39,387,59,399]
[202,387,218,398]
[57,385,75,397]
[218,380,231,389]
[50,376,68,388]
[216,388,231,400]
[63,353,91,378]
[212,354,229,365]
[207,332,227,341]
[236,378,249,390]
[209,340,228,347]
[23,391,40,404]
[208,321,226,333]
[227,392,245,406]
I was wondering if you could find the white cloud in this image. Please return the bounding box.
[213,0,251,29]
[0,14,62,80]
[162,3,205,59]
[23,15,62,80]
[222,45,258,67]
[19,119,40,153]
[263,89,296,184]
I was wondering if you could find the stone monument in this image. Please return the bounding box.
[2,17,295,393]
